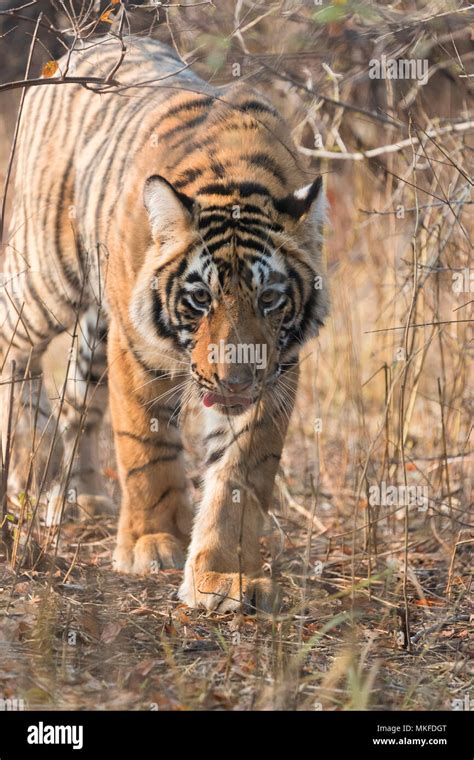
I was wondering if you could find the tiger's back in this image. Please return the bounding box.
[11,37,305,306]
[10,38,206,310]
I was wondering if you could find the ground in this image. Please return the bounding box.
[0,385,471,711]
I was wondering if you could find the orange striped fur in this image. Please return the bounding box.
[0,36,328,611]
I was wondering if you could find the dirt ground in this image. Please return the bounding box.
[0,382,472,711]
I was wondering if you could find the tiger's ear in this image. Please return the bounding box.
[143,175,197,241]
[274,176,325,223]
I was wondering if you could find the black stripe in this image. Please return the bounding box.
[28,87,62,220]
[160,95,213,122]
[298,289,320,340]
[239,100,278,117]
[245,152,287,186]
[24,277,65,335]
[152,290,180,347]
[53,154,85,295]
[113,309,156,375]
[237,226,276,244]
[201,222,233,241]
[160,112,209,142]
[287,265,305,305]
[93,96,153,242]
[205,447,227,466]
[126,454,180,480]
[166,257,188,301]
[45,61,101,298]
[82,96,122,145]
[197,182,274,199]
[80,97,129,213]
[166,130,216,156]
[235,235,270,254]
[239,216,282,232]
[251,452,281,469]
[174,166,205,189]
[10,300,49,342]
[183,272,205,286]
[204,428,226,441]
[117,431,183,451]
[97,97,160,244]
[239,203,274,217]
[144,485,186,512]
[199,203,272,219]
[203,237,232,255]
[198,212,228,229]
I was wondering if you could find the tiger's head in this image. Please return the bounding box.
[130,172,328,416]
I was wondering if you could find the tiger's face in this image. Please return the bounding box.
[184,256,290,415]
[131,175,328,415]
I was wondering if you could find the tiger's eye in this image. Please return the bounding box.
[259,289,282,309]
[192,288,211,306]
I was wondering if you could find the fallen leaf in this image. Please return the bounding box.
[100,621,124,643]
[440,628,455,638]
[14,581,30,595]
[413,599,444,607]
[328,22,344,37]
[174,607,190,624]
[163,622,177,636]
[130,606,154,616]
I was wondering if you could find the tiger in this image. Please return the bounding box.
[0,35,328,612]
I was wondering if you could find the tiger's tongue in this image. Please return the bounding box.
[203,392,252,409]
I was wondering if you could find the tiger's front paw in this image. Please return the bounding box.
[113,532,185,574]
[178,569,278,614]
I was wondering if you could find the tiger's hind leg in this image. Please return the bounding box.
[47,307,115,525]
[0,268,68,505]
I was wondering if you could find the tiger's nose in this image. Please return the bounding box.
[219,378,253,395]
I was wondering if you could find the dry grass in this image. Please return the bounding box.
[0,0,472,711]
